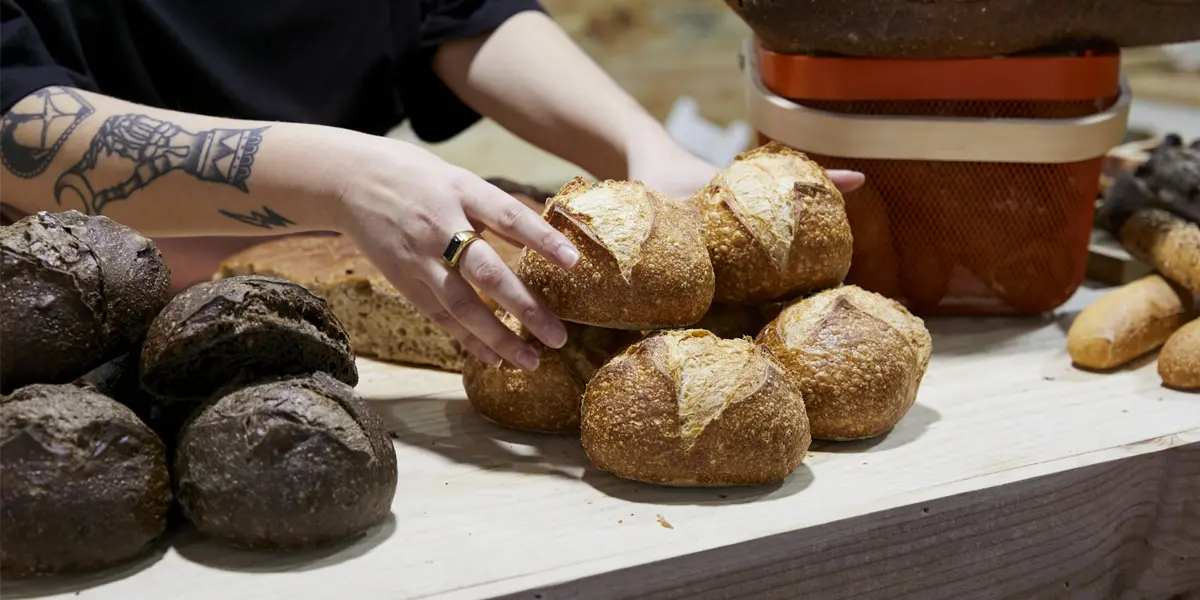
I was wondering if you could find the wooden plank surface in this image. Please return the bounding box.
[4,286,1198,600]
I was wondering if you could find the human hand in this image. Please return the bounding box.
[333,135,580,371]
[629,141,867,201]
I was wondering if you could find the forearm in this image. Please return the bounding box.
[0,86,348,236]
[432,11,681,182]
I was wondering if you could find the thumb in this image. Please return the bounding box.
[828,170,866,193]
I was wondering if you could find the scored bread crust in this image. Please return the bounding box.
[758,286,932,441]
[581,329,810,487]
[463,311,640,434]
[1159,318,1200,390]
[691,143,853,305]
[517,177,715,329]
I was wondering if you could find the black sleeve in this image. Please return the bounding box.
[399,0,545,143]
[0,0,95,113]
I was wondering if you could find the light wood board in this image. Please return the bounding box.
[4,286,1199,600]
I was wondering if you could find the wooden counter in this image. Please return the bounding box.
[5,286,1199,600]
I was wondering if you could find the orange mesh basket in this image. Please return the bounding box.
[744,41,1130,315]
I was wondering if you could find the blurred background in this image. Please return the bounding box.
[389,0,1200,190]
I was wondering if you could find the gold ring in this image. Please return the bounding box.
[442,230,483,268]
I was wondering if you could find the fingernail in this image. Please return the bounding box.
[516,347,540,371]
[556,244,580,268]
[545,322,568,349]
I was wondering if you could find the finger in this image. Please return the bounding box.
[829,170,866,193]
[455,236,568,350]
[405,281,503,367]
[428,260,542,371]
[462,179,580,270]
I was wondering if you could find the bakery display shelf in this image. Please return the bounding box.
[6,285,1197,600]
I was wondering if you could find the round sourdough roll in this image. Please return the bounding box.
[516,177,715,329]
[0,211,171,393]
[463,311,640,433]
[843,183,902,299]
[758,285,932,441]
[174,372,397,550]
[581,329,810,486]
[690,142,853,304]
[1159,318,1200,390]
[0,384,172,578]
[140,275,358,400]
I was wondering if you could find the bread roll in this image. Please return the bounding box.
[78,352,194,453]
[1067,275,1194,370]
[218,236,473,372]
[1,384,172,578]
[1159,318,1200,390]
[758,286,932,441]
[463,312,639,434]
[518,177,715,329]
[140,275,358,400]
[1119,209,1200,296]
[1,211,170,393]
[175,373,397,550]
[690,142,852,304]
[581,329,810,486]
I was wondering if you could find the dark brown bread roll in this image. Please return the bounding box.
[174,373,397,549]
[79,352,195,453]
[0,211,170,393]
[0,384,172,578]
[140,275,358,400]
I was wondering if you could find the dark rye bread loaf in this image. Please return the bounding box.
[175,373,397,549]
[0,211,170,393]
[140,275,357,400]
[0,384,172,578]
[728,0,1200,58]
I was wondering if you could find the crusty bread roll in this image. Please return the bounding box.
[517,177,714,329]
[690,142,853,304]
[1067,275,1194,370]
[758,285,932,441]
[217,236,475,372]
[1159,318,1200,390]
[1118,209,1200,296]
[581,329,810,486]
[463,311,639,433]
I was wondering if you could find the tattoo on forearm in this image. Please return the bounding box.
[1,87,95,178]
[52,113,268,215]
[219,206,295,229]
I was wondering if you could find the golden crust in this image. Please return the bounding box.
[691,143,853,305]
[1159,318,1200,390]
[517,177,714,329]
[580,330,810,487]
[758,286,931,440]
[463,311,639,434]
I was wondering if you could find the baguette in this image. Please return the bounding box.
[1067,274,1194,370]
[690,143,853,304]
[581,329,810,487]
[1118,208,1200,296]
[1159,318,1200,390]
[517,177,715,329]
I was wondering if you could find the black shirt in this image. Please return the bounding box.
[0,0,544,141]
